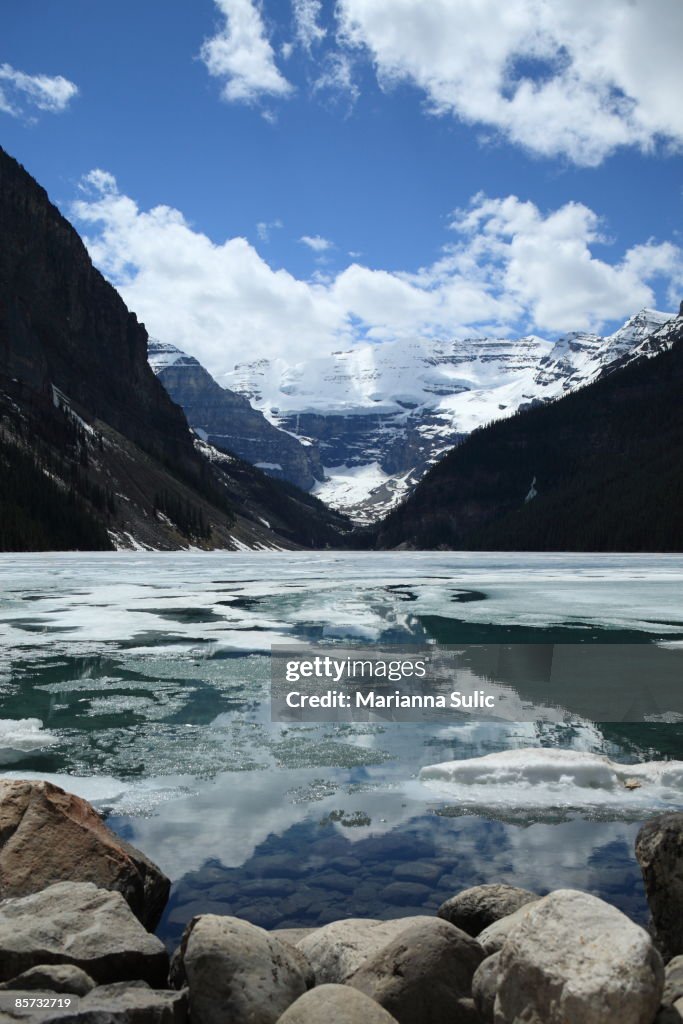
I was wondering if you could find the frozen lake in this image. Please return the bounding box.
[1,551,683,946]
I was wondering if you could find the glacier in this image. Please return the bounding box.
[150,308,675,521]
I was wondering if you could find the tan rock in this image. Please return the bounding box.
[0,780,169,930]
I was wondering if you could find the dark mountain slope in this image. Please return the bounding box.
[148,340,324,491]
[373,314,683,552]
[0,147,349,551]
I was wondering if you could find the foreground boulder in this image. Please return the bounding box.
[66,981,187,1023]
[295,916,435,984]
[181,915,308,1024]
[0,981,189,1023]
[276,984,399,1023]
[348,917,484,1024]
[0,882,168,986]
[636,813,683,961]
[437,884,539,937]
[472,952,500,1023]
[0,964,95,996]
[477,903,538,956]
[0,780,169,929]
[494,889,663,1024]
[664,957,683,1006]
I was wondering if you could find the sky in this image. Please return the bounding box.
[2,0,683,379]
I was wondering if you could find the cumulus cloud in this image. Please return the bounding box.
[0,63,78,119]
[336,0,683,165]
[444,194,683,332]
[300,234,333,252]
[292,0,326,52]
[71,173,682,379]
[201,0,293,105]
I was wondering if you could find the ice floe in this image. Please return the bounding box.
[0,718,58,764]
[419,748,683,813]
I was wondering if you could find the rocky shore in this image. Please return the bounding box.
[1,779,682,1023]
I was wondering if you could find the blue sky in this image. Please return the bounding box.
[2,0,682,377]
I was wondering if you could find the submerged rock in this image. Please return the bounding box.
[437,884,539,937]
[347,917,484,1024]
[295,916,435,985]
[0,779,169,929]
[494,889,663,1024]
[0,882,168,986]
[636,813,683,960]
[181,914,308,1024]
[275,984,399,1023]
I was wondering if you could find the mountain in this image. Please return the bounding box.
[148,340,323,491]
[217,309,674,522]
[0,146,349,552]
[371,308,683,552]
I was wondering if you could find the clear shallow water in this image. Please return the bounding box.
[1,551,683,948]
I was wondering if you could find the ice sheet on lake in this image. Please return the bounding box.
[420,748,683,812]
[0,769,194,816]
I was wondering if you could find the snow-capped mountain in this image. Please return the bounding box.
[213,308,674,521]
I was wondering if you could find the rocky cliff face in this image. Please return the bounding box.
[148,341,323,490]
[0,148,198,478]
[0,147,349,552]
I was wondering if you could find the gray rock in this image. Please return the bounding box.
[0,965,95,996]
[0,981,187,1023]
[472,951,500,1023]
[72,981,186,1023]
[637,814,683,960]
[272,928,317,947]
[664,956,683,1005]
[296,916,435,984]
[275,984,399,1023]
[0,780,169,931]
[0,882,168,986]
[477,902,537,955]
[348,917,485,1024]
[182,914,308,1024]
[438,884,539,937]
[494,889,663,1024]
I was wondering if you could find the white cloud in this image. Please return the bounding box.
[300,234,333,252]
[201,0,293,105]
[336,0,683,165]
[445,194,683,332]
[312,51,359,112]
[71,173,682,380]
[0,63,78,119]
[257,218,283,242]
[292,0,326,52]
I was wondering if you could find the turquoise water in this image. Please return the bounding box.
[1,551,682,947]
